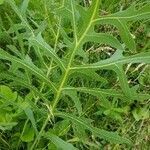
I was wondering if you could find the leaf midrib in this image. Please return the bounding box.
[93,12,150,22]
[70,55,150,70]
[52,0,100,110]
[62,87,123,97]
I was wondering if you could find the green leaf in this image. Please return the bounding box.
[63,87,124,105]
[21,102,38,135]
[84,33,124,51]
[110,4,150,21]
[52,119,70,136]
[20,0,30,15]
[21,124,35,142]
[0,73,49,103]
[94,19,136,51]
[63,87,123,97]
[0,85,17,101]
[70,69,108,83]
[63,90,82,115]
[55,112,132,145]
[0,122,18,131]
[44,133,77,150]
[0,0,4,5]
[63,85,150,103]
[71,52,150,71]
[0,48,57,92]
[114,65,131,99]
[6,0,32,32]
[29,33,66,71]
[93,3,150,51]
[132,106,149,121]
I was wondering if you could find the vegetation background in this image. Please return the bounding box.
[0,0,150,149]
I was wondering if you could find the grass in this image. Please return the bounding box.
[0,0,150,149]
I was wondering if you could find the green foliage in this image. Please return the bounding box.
[0,0,149,149]
[0,85,19,131]
[0,0,4,5]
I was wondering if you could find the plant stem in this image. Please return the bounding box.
[30,116,50,150]
[30,0,100,149]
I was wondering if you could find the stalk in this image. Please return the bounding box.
[30,0,100,149]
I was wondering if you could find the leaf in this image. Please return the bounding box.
[73,122,87,142]
[0,0,4,5]
[44,133,77,150]
[0,73,50,103]
[20,102,38,135]
[29,33,66,71]
[6,0,33,32]
[21,124,35,142]
[94,19,136,51]
[114,64,131,99]
[63,86,126,109]
[110,4,150,21]
[93,3,150,51]
[70,51,150,101]
[63,87,124,98]
[0,48,57,92]
[20,0,30,15]
[70,69,108,84]
[63,90,82,115]
[52,119,70,136]
[0,85,17,101]
[84,33,124,51]
[55,112,132,145]
[0,122,18,131]
[132,106,149,121]
[63,86,150,103]
[71,51,150,70]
